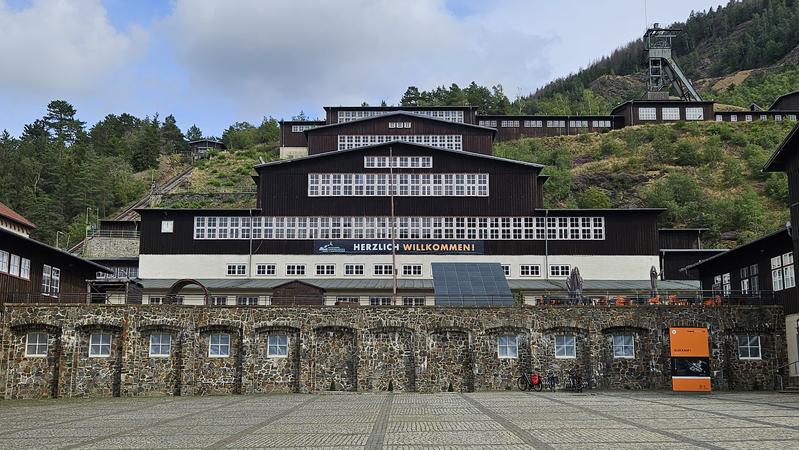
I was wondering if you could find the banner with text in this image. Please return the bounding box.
[313,240,483,255]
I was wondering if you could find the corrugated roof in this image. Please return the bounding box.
[139,278,433,290]
[0,202,36,229]
[139,278,698,292]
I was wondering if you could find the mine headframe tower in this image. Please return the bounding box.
[644,24,702,101]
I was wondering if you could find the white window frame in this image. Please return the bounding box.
[208,333,230,358]
[315,264,335,276]
[8,254,20,277]
[369,296,392,306]
[737,335,761,360]
[25,332,48,357]
[0,250,8,273]
[344,264,364,276]
[161,220,174,233]
[520,264,540,277]
[267,334,289,358]
[638,107,657,121]
[210,296,228,306]
[256,263,276,276]
[236,296,259,306]
[501,264,510,277]
[402,264,422,276]
[374,264,393,276]
[685,107,704,120]
[149,333,171,358]
[612,334,634,359]
[149,296,163,305]
[555,335,576,359]
[286,264,306,276]
[662,107,680,120]
[497,335,518,359]
[549,265,570,277]
[772,253,794,291]
[89,332,112,358]
[226,263,247,276]
[402,297,425,306]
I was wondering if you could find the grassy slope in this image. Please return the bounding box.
[163,122,795,248]
[161,143,278,209]
[494,120,795,247]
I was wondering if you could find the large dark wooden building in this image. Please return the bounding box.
[0,203,111,303]
[138,111,712,306]
[763,122,799,377]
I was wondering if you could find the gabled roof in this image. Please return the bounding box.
[769,90,799,111]
[682,227,790,271]
[302,111,497,136]
[254,141,544,170]
[0,202,36,229]
[0,227,112,273]
[763,122,799,172]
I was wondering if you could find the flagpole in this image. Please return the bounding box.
[390,146,398,305]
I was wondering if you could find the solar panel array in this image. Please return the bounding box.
[432,262,514,306]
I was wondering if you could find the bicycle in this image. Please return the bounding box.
[517,371,544,392]
[566,372,583,393]
[543,373,558,392]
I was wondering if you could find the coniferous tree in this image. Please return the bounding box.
[186,124,203,141]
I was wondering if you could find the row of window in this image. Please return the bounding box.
[388,122,411,129]
[96,267,139,279]
[41,265,60,297]
[638,107,704,121]
[364,156,433,169]
[715,114,797,122]
[0,250,31,280]
[477,120,613,128]
[23,331,765,361]
[307,173,489,197]
[193,216,606,241]
[336,110,465,123]
[337,135,462,151]
[771,252,795,292]
[24,332,288,358]
[223,263,569,279]
[290,124,318,132]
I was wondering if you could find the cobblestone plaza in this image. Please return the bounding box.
[0,392,798,449]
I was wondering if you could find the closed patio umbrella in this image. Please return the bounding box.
[566,267,583,304]
[650,266,659,298]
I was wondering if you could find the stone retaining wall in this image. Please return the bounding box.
[0,304,786,399]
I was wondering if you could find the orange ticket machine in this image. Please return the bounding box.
[669,327,711,392]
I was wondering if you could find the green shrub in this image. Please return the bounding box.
[575,187,612,208]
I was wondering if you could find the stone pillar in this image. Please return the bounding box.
[180,311,198,396]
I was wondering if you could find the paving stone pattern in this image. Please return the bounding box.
[0,392,799,449]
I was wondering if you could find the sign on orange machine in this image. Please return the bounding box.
[669,327,711,392]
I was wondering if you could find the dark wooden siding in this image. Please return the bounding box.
[476,115,624,141]
[0,231,100,301]
[305,116,494,155]
[611,101,714,126]
[257,143,539,217]
[324,106,477,124]
[271,281,324,305]
[658,229,702,249]
[772,92,799,111]
[138,209,661,257]
[694,230,799,314]
[714,112,799,122]
[280,121,325,147]
[661,250,725,280]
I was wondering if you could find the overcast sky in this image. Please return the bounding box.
[0,0,726,137]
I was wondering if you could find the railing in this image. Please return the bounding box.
[775,360,799,391]
[87,230,140,239]
[535,289,778,307]
[0,290,782,308]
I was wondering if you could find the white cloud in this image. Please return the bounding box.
[164,0,553,117]
[0,0,146,96]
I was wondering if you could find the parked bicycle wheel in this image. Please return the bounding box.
[517,375,529,391]
[532,379,543,392]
